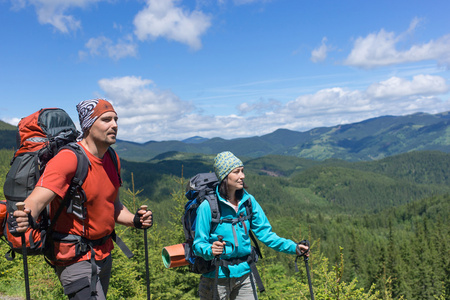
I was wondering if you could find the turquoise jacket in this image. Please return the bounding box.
[192,187,297,278]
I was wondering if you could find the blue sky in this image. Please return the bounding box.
[1,0,449,142]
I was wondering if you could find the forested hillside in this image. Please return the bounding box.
[0,149,449,299]
[0,120,16,151]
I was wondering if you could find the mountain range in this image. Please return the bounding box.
[1,111,449,161]
[113,111,450,161]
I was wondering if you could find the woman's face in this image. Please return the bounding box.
[226,167,245,191]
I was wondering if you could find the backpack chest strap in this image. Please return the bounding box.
[219,212,252,248]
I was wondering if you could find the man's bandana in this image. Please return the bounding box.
[76,99,116,139]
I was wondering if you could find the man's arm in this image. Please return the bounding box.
[114,194,153,228]
[13,186,57,232]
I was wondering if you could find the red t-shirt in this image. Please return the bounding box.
[37,143,120,264]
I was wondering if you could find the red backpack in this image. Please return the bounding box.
[2,108,80,259]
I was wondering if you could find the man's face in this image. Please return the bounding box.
[88,111,118,145]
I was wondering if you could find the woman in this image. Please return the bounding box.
[193,151,309,299]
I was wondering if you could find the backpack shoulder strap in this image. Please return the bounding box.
[67,143,90,190]
[107,147,122,186]
[206,193,221,234]
[51,143,90,223]
[244,196,253,218]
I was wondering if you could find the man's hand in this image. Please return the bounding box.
[12,207,32,233]
[133,208,153,229]
[140,209,153,228]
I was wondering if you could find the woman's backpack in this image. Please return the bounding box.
[182,172,222,273]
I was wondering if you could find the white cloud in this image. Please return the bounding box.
[96,74,449,142]
[97,76,194,142]
[367,75,448,99]
[272,75,449,132]
[14,0,212,58]
[83,35,138,60]
[2,117,21,126]
[285,88,370,115]
[238,99,282,115]
[13,0,102,33]
[344,19,450,68]
[133,0,212,50]
[311,37,329,63]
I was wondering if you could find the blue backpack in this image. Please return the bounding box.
[182,173,221,274]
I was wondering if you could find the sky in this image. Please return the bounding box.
[0,0,449,143]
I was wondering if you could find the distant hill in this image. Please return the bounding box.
[182,136,209,144]
[0,120,16,131]
[113,111,450,161]
[0,120,16,150]
[2,111,449,161]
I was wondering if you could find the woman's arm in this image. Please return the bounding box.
[249,196,298,254]
[193,200,219,260]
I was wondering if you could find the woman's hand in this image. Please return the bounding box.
[296,243,310,257]
[211,240,225,256]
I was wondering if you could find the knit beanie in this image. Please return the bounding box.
[214,151,244,182]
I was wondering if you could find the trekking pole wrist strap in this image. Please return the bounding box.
[6,212,37,237]
[133,210,143,229]
[295,240,310,272]
[297,240,310,255]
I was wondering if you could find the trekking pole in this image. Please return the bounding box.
[16,202,31,300]
[140,205,151,300]
[213,235,224,300]
[295,240,314,300]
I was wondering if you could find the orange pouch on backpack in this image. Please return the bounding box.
[0,201,6,236]
[51,241,80,263]
[5,213,46,256]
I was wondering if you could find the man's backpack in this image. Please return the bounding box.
[1,108,131,261]
[4,108,78,206]
[1,108,81,259]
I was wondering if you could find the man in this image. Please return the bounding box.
[13,99,153,299]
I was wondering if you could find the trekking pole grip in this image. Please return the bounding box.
[16,202,26,212]
[217,235,224,256]
[140,205,148,211]
[299,239,310,261]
